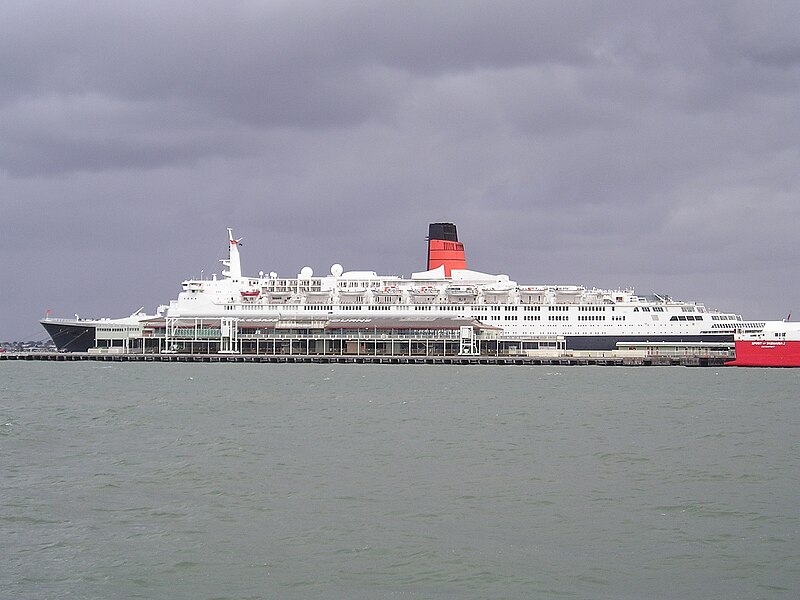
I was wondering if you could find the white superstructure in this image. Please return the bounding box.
[162,227,762,351]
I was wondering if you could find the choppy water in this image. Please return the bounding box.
[1,363,798,599]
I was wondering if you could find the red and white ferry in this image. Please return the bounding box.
[726,321,800,367]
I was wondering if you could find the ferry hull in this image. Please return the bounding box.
[727,340,800,367]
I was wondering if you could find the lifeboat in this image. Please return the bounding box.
[266,290,293,303]
[554,287,583,304]
[373,286,403,305]
[446,285,477,304]
[411,286,439,304]
[519,287,547,304]
[483,284,513,304]
[305,290,332,304]
[374,285,401,295]
[338,290,366,304]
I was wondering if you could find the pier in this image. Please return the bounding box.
[0,351,730,367]
[29,315,736,367]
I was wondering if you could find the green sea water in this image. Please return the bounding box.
[2,363,798,599]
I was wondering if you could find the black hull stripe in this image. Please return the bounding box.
[565,334,734,351]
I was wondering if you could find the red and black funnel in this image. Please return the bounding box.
[427,222,466,277]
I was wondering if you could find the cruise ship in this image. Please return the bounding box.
[42,223,768,353]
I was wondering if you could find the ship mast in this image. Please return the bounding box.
[221,228,242,281]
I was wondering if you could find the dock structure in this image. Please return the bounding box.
[70,316,562,358]
[19,316,734,366]
[0,351,730,366]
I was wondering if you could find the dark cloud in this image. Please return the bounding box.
[2,0,800,339]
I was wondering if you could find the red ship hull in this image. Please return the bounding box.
[727,340,800,367]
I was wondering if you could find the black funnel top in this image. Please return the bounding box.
[428,222,459,242]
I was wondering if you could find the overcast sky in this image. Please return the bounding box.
[2,0,799,340]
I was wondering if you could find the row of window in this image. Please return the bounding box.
[223,303,714,318]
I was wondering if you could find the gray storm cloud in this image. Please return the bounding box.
[2,0,799,339]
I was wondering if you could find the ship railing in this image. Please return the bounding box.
[151,330,460,340]
[152,327,480,341]
[42,317,91,323]
[236,330,466,341]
